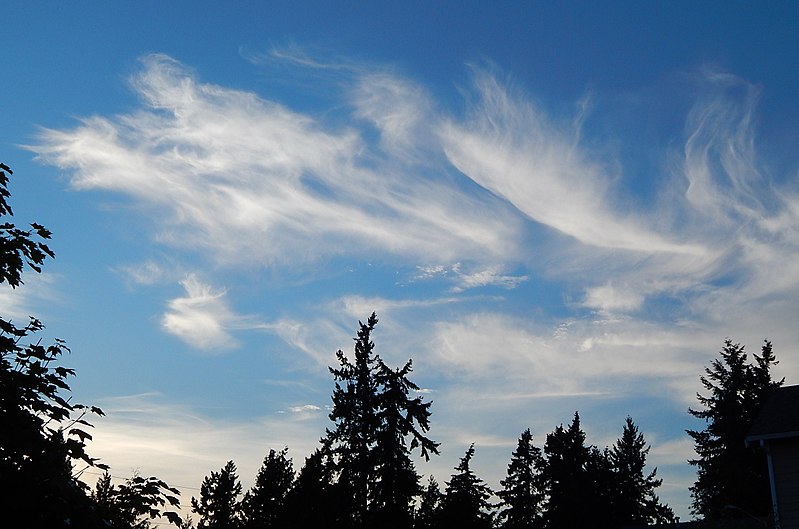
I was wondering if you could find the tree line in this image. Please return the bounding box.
[0,162,784,528]
[182,312,674,529]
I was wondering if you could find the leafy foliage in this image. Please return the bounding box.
[0,162,102,527]
[92,471,182,528]
[687,339,782,519]
[0,162,181,527]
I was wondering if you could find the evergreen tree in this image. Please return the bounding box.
[192,460,243,529]
[608,417,674,526]
[542,412,603,529]
[371,359,439,529]
[326,313,382,527]
[439,444,494,529]
[240,448,294,529]
[497,429,545,529]
[284,448,343,529]
[415,475,442,529]
[687,339,782,519]
[323,313,438,529]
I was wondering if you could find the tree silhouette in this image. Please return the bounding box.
[240,448,294,529]
[91,471,181,529]
[687,339,782,519]
[415,475,442,529]
[609,417,674,526]
[542,412,601,529]
[284,448,343,529]
[192,460,243,529]
[0,162,180,528]
[497,429,545,529]
[439,444,494,529]
[323,313,438,528]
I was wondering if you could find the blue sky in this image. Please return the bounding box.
[3,1,799,520]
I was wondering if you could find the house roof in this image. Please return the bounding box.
[746,384,799,443]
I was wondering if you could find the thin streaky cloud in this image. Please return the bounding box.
[32,54,522,270]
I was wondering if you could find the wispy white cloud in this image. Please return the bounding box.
[0,273,60,322]
[32,54,521,271]
[439,68,707,256]
[161,274,241,351]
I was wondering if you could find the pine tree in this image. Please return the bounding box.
[439,444,494,529]
[497,429,545,529]
[191,460,243,529]
[240,448,294,529]
[687,339,782,519]
[608,417,674,526]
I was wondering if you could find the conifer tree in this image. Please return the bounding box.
[240,448,294,529]
[439,444,494,529]
[415,475,442,529]
[497,429,545,529]
[687,339,782,519]
[608,417,674,526]
[371,359,439,529]
[284,448,343,529]
[542,412,598,529]
[326,313,382,527]
[323,313,438,529]
[191,460,243,529]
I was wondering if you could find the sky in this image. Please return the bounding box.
[3,1,799,521]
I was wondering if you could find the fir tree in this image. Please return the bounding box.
[687,339,782,519]
[284,448,343,529]
[497,429,545,529]
[415,475,442,529]
[371,359,439,529]
[542,412,600,529]
[608,417,674,526]
[191,460,243,529]
[240,448,294,529]
[323,313,438,528]
[439,444,494,529]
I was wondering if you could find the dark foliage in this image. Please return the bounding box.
[439,444,494,529]
[415,475,442,529]
[609,417,674,526]
[497,429,545,529]
[240,448,294,529]
[0,162,180,528]
[687,339,782,519]
[323,313,438,529]
[192,460,243,529]
[542,412,596,529]
[92,471,182,528]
